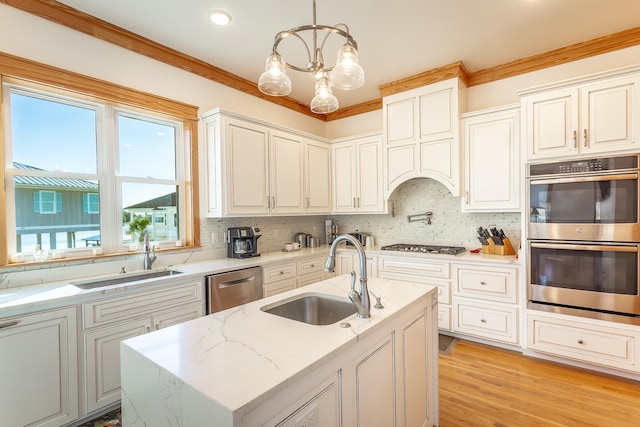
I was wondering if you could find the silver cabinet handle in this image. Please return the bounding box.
[146,326,151,333]
[578,339,584,344]
[306,197,309,208]
[353,197,356,208]
[357,197,360,208]
[466,191,470,205]
[573,130,577,148]
[155,324,159,330]
[0,321,19,329]
[480,318,487,323]
[583,129,588,147]
[272,196,276,208]
[267,196,271,208]
[480,281,487,286]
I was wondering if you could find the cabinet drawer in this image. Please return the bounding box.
[438,305,451,330]
[263,277,297,297]
[453,300,518,344]
[454,265,517,303]
[83,280,203,329]
[379,257,450,280]
[297,271,325,288]
[528,314,638,370]
[297,256,325,275]
[263,262,297,283]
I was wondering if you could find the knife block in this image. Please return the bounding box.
[494,237,516,256]
[481,238,496,254]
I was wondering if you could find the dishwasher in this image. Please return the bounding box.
[206,266,263,314]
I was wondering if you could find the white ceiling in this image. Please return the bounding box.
[56,0,640,110]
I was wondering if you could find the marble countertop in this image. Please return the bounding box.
[120,275,437,415]
[0,244,517,317]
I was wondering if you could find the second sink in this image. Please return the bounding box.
[71,268,183,289]
[261,293,356,326]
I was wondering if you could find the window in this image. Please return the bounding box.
[83,193,99,214]
[34,190,62,214]
[3,79,195,260]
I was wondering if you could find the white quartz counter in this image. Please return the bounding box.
[120,275,437,425]
[0,244,517,316]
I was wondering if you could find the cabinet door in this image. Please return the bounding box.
[84,318,150,413]
[335,252,354,275]
[332,142,358,213]
[263,277,298,297]
[525,88,579,160]
[419,85,455,141]
[581,75,640,155]
[385,97,417,145]
[354,336,395,427]
[153,303,204,330]
[270,131,304,214]
[304,139,331,213]
[463,108,520,211]
[357,137,384,212]
[225,118,270,215]
[1,307,78,427]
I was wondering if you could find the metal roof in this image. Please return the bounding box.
[12,162,99,190]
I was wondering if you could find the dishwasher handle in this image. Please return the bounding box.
[217,275,257,288]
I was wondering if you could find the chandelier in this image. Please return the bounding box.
[258,0,365,114]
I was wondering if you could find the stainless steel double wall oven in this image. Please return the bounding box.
[527,154,640,323]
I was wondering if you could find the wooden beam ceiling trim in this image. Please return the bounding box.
[467,26,640,87]
[377,61,471,97]
[3,1,640,122]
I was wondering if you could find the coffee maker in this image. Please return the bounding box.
[227,227,262,258]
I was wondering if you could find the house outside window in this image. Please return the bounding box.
[3,81,192,258]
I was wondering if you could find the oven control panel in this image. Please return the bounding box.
[528,154,639,177]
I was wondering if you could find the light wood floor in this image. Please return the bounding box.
[438,340,640,426]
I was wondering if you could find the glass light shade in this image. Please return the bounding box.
[310,76,339,114]
[330,44,364,90]
[258,53,292,96]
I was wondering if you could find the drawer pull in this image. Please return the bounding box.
[480,318,487,323]
[146,327,151,333]
[578,339,584,344]
[480,281,487,286]
[0,320,19,329]
[155,324,160,330]
[280,271,285,275]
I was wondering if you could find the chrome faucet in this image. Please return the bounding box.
[142,230,157,270]
[324,234,370,318]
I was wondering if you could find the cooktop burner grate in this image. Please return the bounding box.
[380,243,466,255]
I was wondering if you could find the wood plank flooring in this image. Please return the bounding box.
[438,340,640,427]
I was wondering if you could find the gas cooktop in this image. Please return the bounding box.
[380,244,466,255]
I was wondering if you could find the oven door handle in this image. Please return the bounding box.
[531,242,638,252]
[530,173,638,186]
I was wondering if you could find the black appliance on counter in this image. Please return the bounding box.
[381,243,466,255]
[227,227,262,258]
[346,232,367,247]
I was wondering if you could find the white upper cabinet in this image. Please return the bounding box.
[461,105,520,212]
[202,110,326,217]
[304,139,332,214]
[383,77,466,197]
[520,67,640,161]
[332,133,384,213]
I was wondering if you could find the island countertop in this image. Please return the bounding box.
[120,275,437,424]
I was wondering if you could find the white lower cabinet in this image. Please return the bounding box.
[452,263,519,345]
[335,250,378,278]
[245,293,437,427]
[263,261,298,297]
[0,307,79,427]
[82,280,204,415]
[378,255,452,331]
[528,312,640,372]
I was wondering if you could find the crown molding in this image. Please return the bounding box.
[3,0,640,122]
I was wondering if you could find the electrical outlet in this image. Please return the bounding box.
[294,403,319,427]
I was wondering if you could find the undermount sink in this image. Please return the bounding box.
[71,268,183,289]
[261,293,356,326]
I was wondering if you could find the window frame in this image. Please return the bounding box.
[0,53,200,265]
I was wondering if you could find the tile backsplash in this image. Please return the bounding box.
[328,178,521,250]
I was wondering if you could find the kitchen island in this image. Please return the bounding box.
[120,275,439,427]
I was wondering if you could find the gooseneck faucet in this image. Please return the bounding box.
[324,234,370,318]
[142,230,157,270]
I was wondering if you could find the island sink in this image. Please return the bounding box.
[71,268,182,289]
[261,293,356,325]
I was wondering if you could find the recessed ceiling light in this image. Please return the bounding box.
[210,9,231,26]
